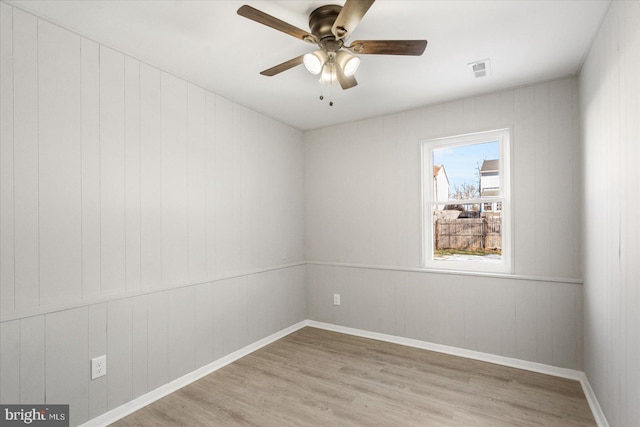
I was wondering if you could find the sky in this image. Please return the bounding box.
[433,141,499,197]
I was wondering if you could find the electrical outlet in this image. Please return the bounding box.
[91,355,107,380]
[333,293,341,306]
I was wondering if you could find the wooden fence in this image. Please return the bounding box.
[435,217,501,250]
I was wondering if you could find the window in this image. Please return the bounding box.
[422,129,511,273]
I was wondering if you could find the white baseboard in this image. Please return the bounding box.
[576,372,610,427]
[80,319,609,427]
[305,320,583,379]
[306,320,609,427]
[79,321,307,427]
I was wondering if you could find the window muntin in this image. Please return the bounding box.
[422,129,511,273]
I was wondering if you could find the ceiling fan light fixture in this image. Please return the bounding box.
[336,50,360,77]
[303,50,327,75]
[319,63,337,85]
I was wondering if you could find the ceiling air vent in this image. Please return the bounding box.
[468,59,491,78]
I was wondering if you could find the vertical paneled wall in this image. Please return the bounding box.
[305,78,581,278]
[0,4,306,426]
[580,2,640,426]
[305,77,583,369]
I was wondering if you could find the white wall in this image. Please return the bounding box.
[305,77,583,369]
[0,4,306,426]
[579,1,640,426]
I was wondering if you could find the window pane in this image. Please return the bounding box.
[433,141,500,200]
[431,140,502,264]
[432,203,502,263]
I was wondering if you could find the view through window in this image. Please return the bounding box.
[423,130,511,273]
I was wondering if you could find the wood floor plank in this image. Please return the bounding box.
[111,327,596,426]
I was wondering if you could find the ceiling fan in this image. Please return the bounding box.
[237,0,427,90]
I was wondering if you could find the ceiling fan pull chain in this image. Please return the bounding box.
[318,76,335,107]
[330,79,334,106]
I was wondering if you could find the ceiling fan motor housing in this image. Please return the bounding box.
[309,5,344,51]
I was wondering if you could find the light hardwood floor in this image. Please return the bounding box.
[112,327,596,426]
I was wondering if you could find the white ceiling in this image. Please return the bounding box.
[8,0,610,130]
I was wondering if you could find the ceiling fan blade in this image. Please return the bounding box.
[336,64,358,90]
[238,5,317,43]
[331,0,375,40]
[348,40,428,56]
[260,55,305,77]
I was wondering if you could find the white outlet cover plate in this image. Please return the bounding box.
[91,355,107,380]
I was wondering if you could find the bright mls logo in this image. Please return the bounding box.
[0,405,68,427]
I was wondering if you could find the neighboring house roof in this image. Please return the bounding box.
[480,159,499,173]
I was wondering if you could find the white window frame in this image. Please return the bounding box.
[421,128,512,274]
